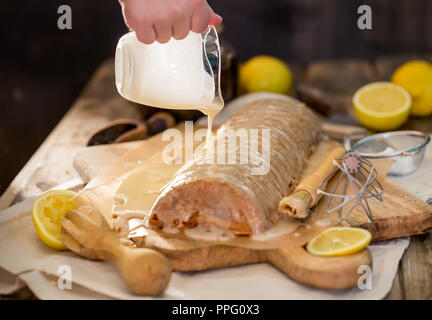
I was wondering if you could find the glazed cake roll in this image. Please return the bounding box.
[149,98,322,235]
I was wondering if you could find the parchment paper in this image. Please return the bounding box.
[0,142,430,299]
[0,92,430,299]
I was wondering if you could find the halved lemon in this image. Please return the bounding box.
[306,227,372,257]
[32,190,78,250]
[353,82,411,131]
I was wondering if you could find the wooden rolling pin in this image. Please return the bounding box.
[61,206,172,296]
[279,146,346,219]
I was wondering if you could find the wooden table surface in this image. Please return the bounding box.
[1,55,432,300]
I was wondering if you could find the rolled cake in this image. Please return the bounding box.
[149,98,322,235]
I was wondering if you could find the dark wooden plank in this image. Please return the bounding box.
[402,116,432,134]
[374,52,432,299]
[301,59,378,118]
[399,232,432,300]
[375,54,432,81]
[287,62,306,98]
[303,59,378,95]
[385,268,405,300]
[0,59,143,209]
[360,0,432,56]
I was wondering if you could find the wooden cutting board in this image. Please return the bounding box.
[73,139,432,289]
[134,232,372,290]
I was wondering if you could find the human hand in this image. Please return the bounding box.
[119,0,222,44]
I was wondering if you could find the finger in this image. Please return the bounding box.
[172,17,191,40]
[120,1,132,29]
[135,25,157,44]
[209,10,223,26]
[190,3,211,33]
[154,21,173,43]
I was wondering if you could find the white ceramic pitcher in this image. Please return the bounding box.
[115,27,223,111]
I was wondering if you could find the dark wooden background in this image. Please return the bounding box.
[1,0,432,194]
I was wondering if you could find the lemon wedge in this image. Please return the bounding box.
[353,82,411,131]
[32,190,78,250]
[306,227,372,257]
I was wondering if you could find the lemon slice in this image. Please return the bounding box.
[306,227,372,257]
[32,190,78,250]
[353,82,411,131]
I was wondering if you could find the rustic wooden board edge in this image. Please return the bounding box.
[144,239,371,290]
[362,213,432,242]
[0,60,112,210]
[0,58,142,210]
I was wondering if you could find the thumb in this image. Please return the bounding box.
[209,10,223,26]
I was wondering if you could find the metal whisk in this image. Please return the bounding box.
[317,152,384,223]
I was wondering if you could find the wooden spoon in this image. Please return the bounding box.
[61,206,172,296]
[87,119,148,146]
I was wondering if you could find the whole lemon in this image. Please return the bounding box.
[391,60,432,116]
[239,55,293,94]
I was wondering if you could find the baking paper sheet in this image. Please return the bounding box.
[0,201,410,299]
[0,91,430,299]
[0,140,430,299]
